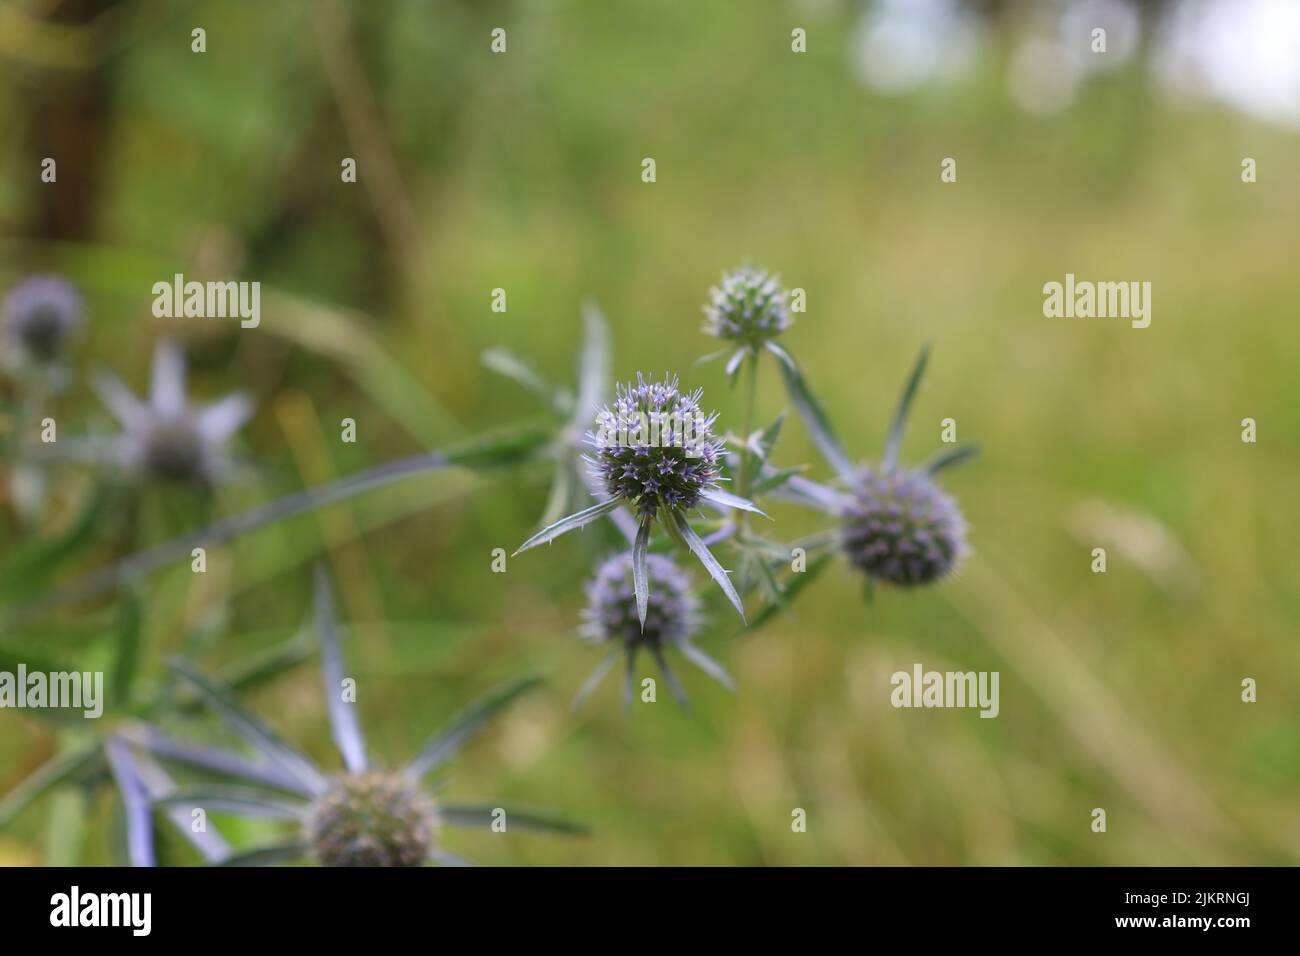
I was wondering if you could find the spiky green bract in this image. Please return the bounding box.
[841,466,967,586]
[307,772,438,868]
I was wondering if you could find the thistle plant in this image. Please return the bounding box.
[515,371,763,628]
[89,339,253,486]
[3,274,84,375]
[103,569,580,866]
[838,347,973,587]
[576,551,733,710]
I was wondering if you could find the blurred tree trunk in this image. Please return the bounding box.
[22,0,121,246]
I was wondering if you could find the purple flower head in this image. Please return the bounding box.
[307,772,439,867]
[3,274,84,365]
[581,551,701,648]
[97,572,578,867]
[92,339,253,486]
[841,466,968,586]
[703,265,792,347]
[587,373,723,518]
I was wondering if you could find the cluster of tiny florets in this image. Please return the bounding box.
[702,266,792,346]
[3,275,83,365]
[581,552,701,647]
[588,374,723,517]
[306,772,438,867]
[139,420,209,483]
[841,467,968,586]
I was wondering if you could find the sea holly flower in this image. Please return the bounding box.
[841,464,968,586]
[3,274,84,370]
[106,569,581,867]
[91,339,252,486]
[702,265,793,370]
[772,345,977,591]
[590,374,724,519]
[576,551,733,710]
[515,373,764,627]
[698,263,855,483]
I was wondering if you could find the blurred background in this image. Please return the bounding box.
[0,0,1297,865]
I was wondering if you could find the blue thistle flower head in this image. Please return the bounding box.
[841,466,968,586]
[3,274,84,366]
[588,373,724,518]
[581,551,701,648]
[703,265,792,347]
[307,772,439,868]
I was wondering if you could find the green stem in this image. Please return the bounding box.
[734,350,759,532]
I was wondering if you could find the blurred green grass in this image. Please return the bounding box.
[1,0,1297,866]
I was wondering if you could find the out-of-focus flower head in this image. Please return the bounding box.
[3,274,84,369]
[92,339,252,486]
[702,265,792,348]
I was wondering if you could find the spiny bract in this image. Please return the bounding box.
[702,265,792,346]
[589,373,723,517]
[307,772,438,868]
[3,274,83,365]
[581,551,701,648]
[841,466,968,586]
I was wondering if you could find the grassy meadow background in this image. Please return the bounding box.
[1,0,1297,865]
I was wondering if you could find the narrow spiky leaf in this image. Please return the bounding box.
[650,645,689,709]
[925,443,980,475]
[884,344,931,468]
[514,499,620,555]
[438,804,588,835]
[169,662,327,795]
[572,648,621,712]
[5,426,553,624]
[765,341,854,481]
[480,348,559,408]
[633,517,652,629]
[104,738,154,868]
[152,786,306,821]
[678,643,736,690]
[120,723,313,796]
[700,487,769,517]
[406,677,542,779]
[314,566,367,773]
[670,509,745,622]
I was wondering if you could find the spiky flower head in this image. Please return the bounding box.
[589,374,723,518]
[92,339,252,486]
[581,551,701,648]
[841,466,968,586]
[3,274,84,366]
[307,772,438,868]
[703,265,792,347]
